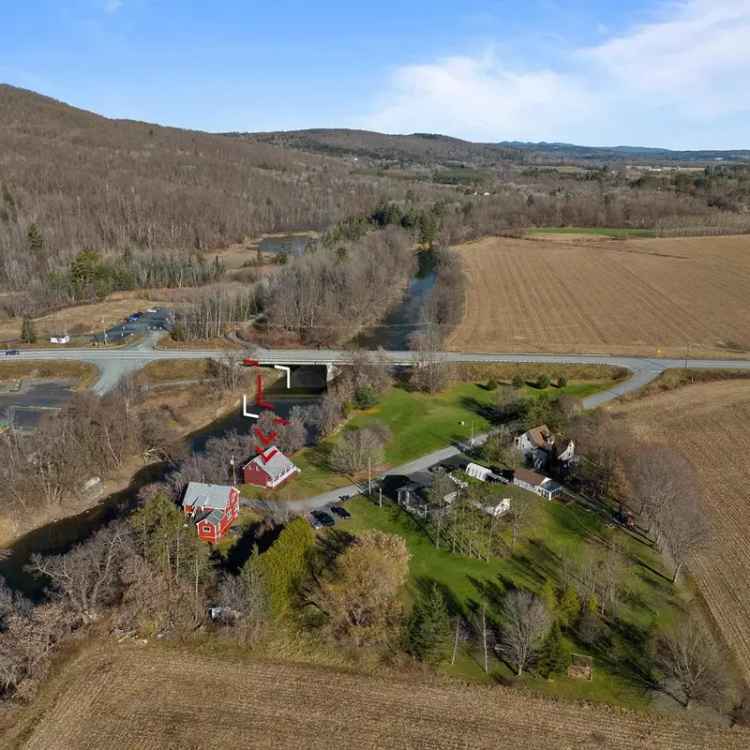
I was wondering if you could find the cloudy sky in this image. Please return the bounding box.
[3,0,749,148]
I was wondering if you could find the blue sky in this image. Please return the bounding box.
[3,0,749,148]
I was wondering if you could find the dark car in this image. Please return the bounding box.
[312,511,335,528]
[3,349,19,356]
[338,493,351,502]
[330,505,351,519]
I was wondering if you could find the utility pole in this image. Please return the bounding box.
[378,487,383,508]
[368,457,372,497]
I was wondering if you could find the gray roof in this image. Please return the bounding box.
[182,482,233,511]
[245,447,297,481]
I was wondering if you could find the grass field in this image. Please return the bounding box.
[526,227,658,239]
[9,642,749,750]
[0,361,99,388]
[448,234,750,358]
[611,379,750,687]
[242,378,612,499]
[338,496,683,708]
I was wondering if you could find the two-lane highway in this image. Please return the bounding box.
[8,343,750,406]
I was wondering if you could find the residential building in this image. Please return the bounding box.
[513,468,564,501]
[182,482,240,543]
[515,424,575,470]
[242,447,299,489]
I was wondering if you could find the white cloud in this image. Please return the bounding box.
[362,0,750,147]
[104,0,123,13]
[364,53,595,142]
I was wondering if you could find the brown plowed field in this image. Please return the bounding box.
[448,235,750,358]
[612,380,750,685]
[9,644,750,750]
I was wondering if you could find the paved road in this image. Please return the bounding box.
[264,434,490,516]
[7,343,750,402]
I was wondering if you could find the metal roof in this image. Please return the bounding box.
[182,482,234,511]
[244,447,297,481]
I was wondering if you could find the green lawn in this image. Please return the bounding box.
[240,379,614,500]
[336,493,685,709]
[527,227,657,239]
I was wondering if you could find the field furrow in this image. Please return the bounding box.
[448,235,750,357]
[15,645,750,750]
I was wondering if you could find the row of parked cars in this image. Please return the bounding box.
[307,500,352,530]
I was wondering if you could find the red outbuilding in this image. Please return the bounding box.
[182,482,240,543]
[242,446,299,489]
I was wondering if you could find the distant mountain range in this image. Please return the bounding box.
[496,141,750,164]
[235,129,750,166]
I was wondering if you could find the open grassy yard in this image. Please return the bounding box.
[611,378,750,687]
[448,234,750,358]
[241,377,613,499]
[7,642,748,750]
[337,493,685,709]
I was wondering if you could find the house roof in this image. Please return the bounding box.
[244,447,298,481]
[514,468,548,487]
[182,482,234,511]
[524,424,553,449]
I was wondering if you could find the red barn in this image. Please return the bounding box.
[182,482,240,543]
[242,447,299,489]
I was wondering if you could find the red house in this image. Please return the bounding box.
[242,447,299,489]
[182,482,240,543]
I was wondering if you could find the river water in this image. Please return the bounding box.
[0,250,435,595]
[353,250,437,350]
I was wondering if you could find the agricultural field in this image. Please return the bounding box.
[611,379,750,686]
[7,643,749,750]
[448,234,750,358]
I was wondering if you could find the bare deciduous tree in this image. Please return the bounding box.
[498,590,551,676]
[654,617,727,709]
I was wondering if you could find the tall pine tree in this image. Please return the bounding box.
[407,583,452,664]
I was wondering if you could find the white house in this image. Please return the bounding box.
[515,424,575,470]
[513,468,564,501]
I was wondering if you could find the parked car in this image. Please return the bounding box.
[330,505,351,519]
[312,511,335,528]
[3,349,19,356]
[307,513,324,530]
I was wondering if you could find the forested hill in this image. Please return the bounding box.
[240,128,518,165]
[236,128,750,167]
[0,85,425,291]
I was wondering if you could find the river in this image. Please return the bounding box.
[353,250,437,350]
[0,248,435,595]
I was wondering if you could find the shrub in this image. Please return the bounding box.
[511,374,525,389]
[487,378,498,390]
[537,374,551,389]
[557,375,568,388]
[353,384,379,409]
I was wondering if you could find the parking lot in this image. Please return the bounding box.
[94,307,173,344]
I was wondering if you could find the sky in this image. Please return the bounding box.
[2,0,749,149]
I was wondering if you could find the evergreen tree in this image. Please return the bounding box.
[20,317,37,344]
[558,585,581,628]
[540,579,557,617]
[538,621,568,677]
[407,584,452,664]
